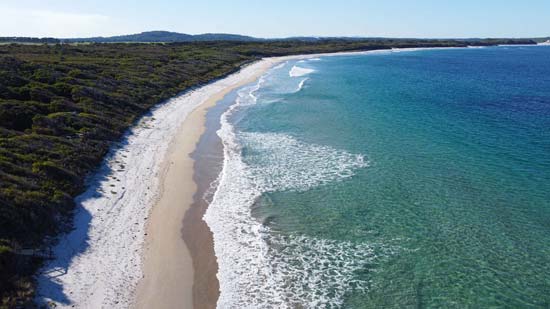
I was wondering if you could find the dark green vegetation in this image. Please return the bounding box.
[0,38,537,307]
[0,37,60,44]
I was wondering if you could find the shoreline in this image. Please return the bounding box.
[179,46,470,308]
[36,47,472,308]
[135,50,379,308]
[183,89,235,309]
[134,58,281,308]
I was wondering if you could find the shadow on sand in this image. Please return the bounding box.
[34,125,138,305]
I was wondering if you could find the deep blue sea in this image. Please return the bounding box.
[204,46,550,308]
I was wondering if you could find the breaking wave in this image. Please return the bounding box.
[289,65,315,77]
[295,77,308,92]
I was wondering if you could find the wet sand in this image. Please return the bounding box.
[183,94,230,309]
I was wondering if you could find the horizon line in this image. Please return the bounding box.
[1,30,549,40]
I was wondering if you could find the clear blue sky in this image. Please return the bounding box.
[1,0,549,38]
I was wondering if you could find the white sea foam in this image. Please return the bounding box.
[309,57,322,61]
[289,65,315,77]
[204,74,384,308]
[241,131,367,191]
[391,47,420,53]
[272,61,287,70]
[295,77,308,93]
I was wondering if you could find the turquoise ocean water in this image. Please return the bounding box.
[204,46,550,308]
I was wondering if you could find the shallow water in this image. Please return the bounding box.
[206,46,550,308]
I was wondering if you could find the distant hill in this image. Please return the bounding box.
[64,31,260,43]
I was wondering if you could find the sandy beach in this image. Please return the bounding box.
[35,56,283,308]
[134,58,281,309]
[133,52,370,308]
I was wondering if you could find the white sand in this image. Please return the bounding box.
[35,58,281,308]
